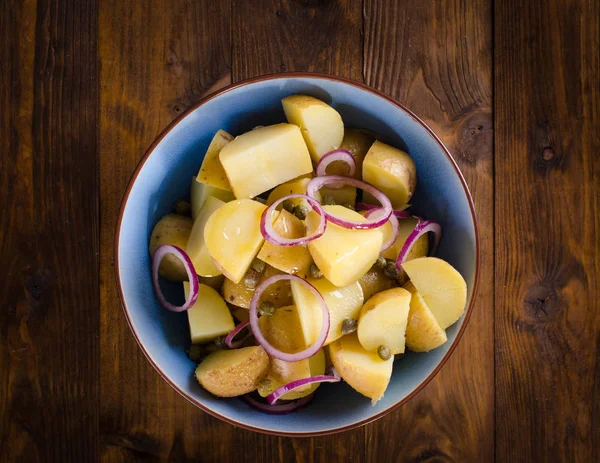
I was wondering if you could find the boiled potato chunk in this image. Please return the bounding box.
[186,196,225,277]
[329,333,393,404]
[195,346,269,397]
[183,282,235,344]
[219,123,313,198]
[357,288,411,354]
[402,257,467,329]
[290,277,364,346]
[222,264,293,309]
[196,130,234,191]
[149,214,193,281]
[204,199,267,283]
[358,266,396,301]
[190,177,234,220]
[258,304,306,354]
[403,280,447,352]
[327,128,374,179]
[257,210,313,278]
[230,306,249,323]
[282,95,344,162]
[319,185,357,208]
[258,350,326,400]
[305,205,383,287]
[266,177,316,210]
[362,140,417,210]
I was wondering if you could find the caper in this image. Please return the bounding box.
[250,258,266,275]
[341,318,358,335]
[243,269,261,289]
[258,378,273,394]
[377,345,392,360]
[282,199,296,213]
[374,256,387,270]
[294,204,310,220]
[173,199,191,216]
[310,263,323,279]
[214,336,226,349]
[322,195,336,206]
[205,342,221,353]
[186,344,206,363]
[258,300,276,317]
[384,260,401,280]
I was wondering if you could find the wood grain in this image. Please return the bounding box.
[495,0,600,461]
[0,0,100,461]
[98,1,233,461]
[363,1,495,461]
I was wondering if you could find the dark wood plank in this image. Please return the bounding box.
[98,1,234,461]
[495,0,600,461]
[363,1,495,461]
[231,0,367,460]
[0,0,100,461]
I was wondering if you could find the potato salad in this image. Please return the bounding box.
[149,95,467,413]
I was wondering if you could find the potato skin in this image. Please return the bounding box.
[149,214,193,281]
[195,346,269,397]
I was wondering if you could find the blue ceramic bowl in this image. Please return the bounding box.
[115,73,479,436]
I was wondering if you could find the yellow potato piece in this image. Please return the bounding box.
[195,346,269,397]
[183,283,235,344]
[257,210,313,278]
[222,264,293,309]
[186,196,225,277]
[203,199,267,283]
[266,177,316,210]
[305,206,382,287]
[402,257,467,329]
[403,280,447,352]
[325,128,374,179]
[357,266,396,301]
[257,304,306,354]
[282,95,344,162]
[190,176,234,220]
[219,123,313,198]
[319,185,357,208]
[357,288,411,354]
[362,140,416,210]
[290,277,364,346]
[328,333,393,404]
[149,214,193,281]
[196,130,234,191]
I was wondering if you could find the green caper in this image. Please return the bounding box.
[341,318,358,335]
[322,195,336,206]
[377,345,392,360]
[294,204,310,220]
[258,378,273,394]
[384,260,401,280]
[250,258,266,275]
[173,199,191,216]
[282,199,296,213]
[310,263,323,279]
[205,342,221,353]
[374,256,387,270]
[186,344,206,363]
[258,300,276,317]
[243,269,261,289]
[214,336,226,349]
[344,203,355,211]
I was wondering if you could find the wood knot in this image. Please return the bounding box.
[523,282,561,322]
[541,146,555,161]
[455,109,492,164]
[24,269,53,304]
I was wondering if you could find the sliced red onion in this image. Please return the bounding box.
[365,209,400,252]
[260,194,327,246]
[266,373,341,405]
[224,320,251,349]
[249,274,329,362]
[242,393,314,415]
[315,149,356,189]
[307,176,392,229]
[396,219,442,268]
[356,203,411,219]
[151,244,199,312]
[326,366,341,380]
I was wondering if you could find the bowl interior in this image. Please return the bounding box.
[116,76,478,435]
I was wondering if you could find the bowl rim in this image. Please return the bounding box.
[114,72,480,437]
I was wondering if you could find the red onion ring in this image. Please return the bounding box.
[249,274,329,362]
[151,244,199,312]
[396,219,442,268]
[365,209,400,252]
[315,149,356,189]
[355,203,412,219]
[266,373,341,405]
[224,320,251,349]
[307,176,393,229]
[241,393,314,415]
[260,194,327,246]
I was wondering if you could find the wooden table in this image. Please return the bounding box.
[1,0,598,461]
